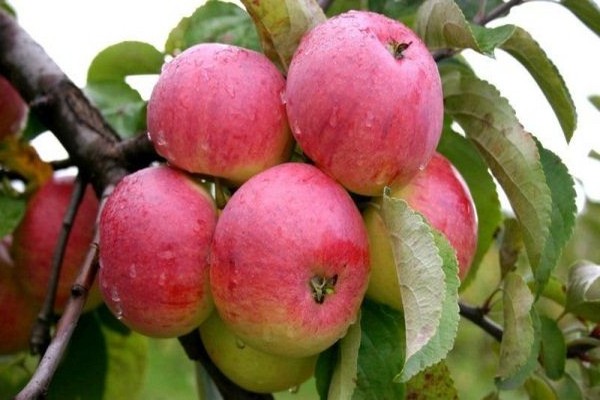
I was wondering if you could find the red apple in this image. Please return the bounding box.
[285,10,443,196]
[210,162,370,358]
[98,165,217,338]
[0,236,38,355]
[199,312,318,393]
[11,175,102,312]
[147,43,293,185]
[363,153,478,309]
[0,75,28,140]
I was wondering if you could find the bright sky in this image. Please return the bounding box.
[9,0,600,200]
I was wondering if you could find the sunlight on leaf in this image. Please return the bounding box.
[565,261,600,322]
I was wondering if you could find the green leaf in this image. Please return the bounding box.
[565,261,600,322]
[437,126,502,289]
[549,372,584,400]
[533,274,567,307]
[533,141,577,294]
[367,0,423,27]
[87,41,163,83]
[327,315,362,400]
[165,0,260,55]
[398,230,459,382]
[415,0,515,55]
[0,192,25,237]
[405,361,458,399]
[500,27,577,142]
[315,344,338,400]
[498,218,524,278]
[539,315,566,381]
[560,0,600,37]
[441,64,553,289]
[524,375,559,400]
[380,193,444,375]
[496,272,540,389]
[453,0,504,21]
[47,306,148,400]
[590,95,600,111]
[84,81,147,138]
[352,300,405,399]
[562,201,600,268]
[240,0,326,71]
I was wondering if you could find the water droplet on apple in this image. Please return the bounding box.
[129,264,137,279]
[328,107,339,128]
[288,385,300,394]
[279,90,287,105]
[110,287,120,303]
[114,303,124,320]
[418,163,426,171]
[235,337,245,349]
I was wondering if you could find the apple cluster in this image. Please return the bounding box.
[0,9,476,392]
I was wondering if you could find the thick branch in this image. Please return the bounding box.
[0,10,128,194]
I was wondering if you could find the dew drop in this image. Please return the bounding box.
[110,287,120,302]
[114,303,124,320]
[365,111,375,128]
[328,107,339,128]
[288,385,300,394]
[279,90,287,105]
[235,337,246,349]
[418,163,426,171]
[129,264,137,279]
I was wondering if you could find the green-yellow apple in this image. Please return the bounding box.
[209,162,370,358]
[11,175,102,312]
[363,153,478,309]
[0,236,37,354]
[285,10,443,196]
[0,75,28,140]
[99,165,217,338]
[147,43,293,186]
[199,312,318,393]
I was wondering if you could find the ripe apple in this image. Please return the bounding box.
[285,10,443,196]
[0,75,28,140]
[147,43,293,186]
[0,235,38,355]
[209,162,370,358]
[199,312,318,393]
[363,153,478,309]
[98,165,217,338]
[11,175,102,312]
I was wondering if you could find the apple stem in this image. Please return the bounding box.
[388,41,412,60]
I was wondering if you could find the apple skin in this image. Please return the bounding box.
[285,10,443,196]
[11,175,102,312]
[99,165,217,338]
[199,312,318,393]
[147,43,293,185]
[0,236,38,355]
[0,75,28,140]
[209,162,370,358]
[363,153,478,309]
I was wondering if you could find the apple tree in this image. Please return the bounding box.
[1,0,600,399]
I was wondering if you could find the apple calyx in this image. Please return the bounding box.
[388,41,412,60]
[310,274,338,304]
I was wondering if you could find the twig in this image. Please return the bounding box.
[178,331,274,400]
[459,301,503,342]
[29,173,88,356]
[473,0,528,25]
[14,186,112,400]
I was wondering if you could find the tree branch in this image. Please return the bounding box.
[459,301,503,342]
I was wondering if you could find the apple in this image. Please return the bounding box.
[363,153,478,309]
[285,10,443,196]
[199,312,318,393]
[0,235,38,355]
[147,43,293,186]
[11,175,102,312]
[0,75,28,140]
[209,162,370,358]
[98,165,217,338]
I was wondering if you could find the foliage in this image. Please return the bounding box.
[1,0,600,399]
